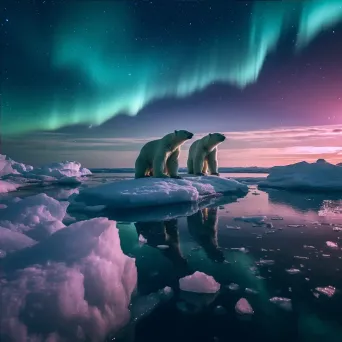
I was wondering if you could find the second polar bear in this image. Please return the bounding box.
[135,130,194,179]
[187,133,226,176]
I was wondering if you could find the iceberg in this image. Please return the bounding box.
[0,218,137,342]
[259,159,342,192]
[75,175,248,209]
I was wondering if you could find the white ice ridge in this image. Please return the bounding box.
[75,175,248,208]
[0,218,137,342]
[0,154,92,192]
[179,271,221,293]
[258,159,342,191]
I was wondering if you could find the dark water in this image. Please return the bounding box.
[1,173,342,342]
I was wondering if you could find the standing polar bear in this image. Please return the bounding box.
[187,133,226,176]
[135,130,194,179]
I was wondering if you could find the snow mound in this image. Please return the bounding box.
[258,160,342,191]
[75,175,248,208]
[0,227,37,254]
[0,218,137,342]
[0,193,69,240]
[179,271,220,293]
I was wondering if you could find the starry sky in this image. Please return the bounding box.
[1,0,342,168]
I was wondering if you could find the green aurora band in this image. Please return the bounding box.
[3,0,342,135]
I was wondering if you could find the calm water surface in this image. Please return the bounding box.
[1,172,342,342]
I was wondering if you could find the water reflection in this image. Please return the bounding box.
[187,207,225,263]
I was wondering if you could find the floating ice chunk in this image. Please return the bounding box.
[75,176,248,208]
[231,247,248,253]
[156,245,169,250]
[0,227,36,253]
[179,271,220,293]
[228,283,240,291]
[326,241,338,248]
[258,160,342,191]
[288,224,304,228]
[315,286,336,297]
[214,305,227,315]
[303,245,315,249]
[235,298,254,315]
[138,234,147,244]
[226,225,241,230]
[333,227,342,232]
[256,259,275,266]
[286,268,301,275]
[269,297,292,311]
[0,180,20,194]
[234,215,267,224]
[265,222,273,228]
[245,288,258,294]
[0,218,137,342]
[163,286,173,295]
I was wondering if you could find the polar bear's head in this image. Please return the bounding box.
[204,133,226,150]
[173,130,194,143]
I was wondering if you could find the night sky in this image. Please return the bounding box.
[1,0,342,167]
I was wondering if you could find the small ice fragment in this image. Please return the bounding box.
[0,204,7,209]
[333,227,342,232]
[163,286,173,295]
[156,245,169,249]
[303,245,315,249]
[138,234,147,244]
[256,259,274,266]
[313,292,320,298]
[245,288,258,294]
[322,254,330,258]
[286,268,301,275]
[271,216,283,220]
[261,248,268,252]
[226,225,241,230]
[228,283,240,291]
[288,287,292,292]
[231,247,248,253]
[288,224,304,228]
[249,266,258,274]
[269,297,292,311]
[266,222,273,228]
[235,298,254,315]
[315,286,336,297]
[326,241,338,248]
[294,256,309,260]
[265,230,276,234]
[234,215,267,224]
[179,271,220,293]
[305,277,310,281]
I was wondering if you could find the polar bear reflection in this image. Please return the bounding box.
[187,207,224,263]
[135,206,224,275]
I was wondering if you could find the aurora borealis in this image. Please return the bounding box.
[1,1,342,167]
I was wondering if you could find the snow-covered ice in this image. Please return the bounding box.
[326,241,338,248]
[315,286,336,297]
[235,298,254,315]
[0,217,137,342]
[0,193,69,240]
[0,227,37,253]
[0,180,20,194]
[0,154,91,193]
[75,175,248,208]
[259,159,342,191]
[179,271,221,293]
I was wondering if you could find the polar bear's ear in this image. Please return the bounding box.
[174,130,179,135]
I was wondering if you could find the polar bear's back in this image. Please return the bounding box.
[138,139,161,162]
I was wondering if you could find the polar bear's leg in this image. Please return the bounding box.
[153,151,169,178]
[207,149,219,176]
[202,159,208,174]
[187,156,194,174]
[166,149,182,179]
[193,151,206,176]
[135,157,150,179]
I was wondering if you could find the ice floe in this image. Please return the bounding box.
[179,271,220,293]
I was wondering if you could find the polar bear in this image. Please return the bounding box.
[187,133,226,176]
[135,130,194,179]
